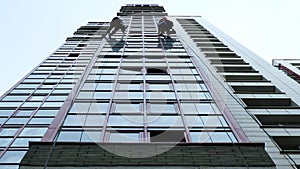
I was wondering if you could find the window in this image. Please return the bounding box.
[57,131,81,142]
[147,68,168,74]
[88,75,115,81]
[69,102,90,113]
[118,75,143,81]
[42,102,64,107]
[82,83,97,90]
[148,84,170,90]
[34,89,53,94]
[190,132,211,142]
[46,95,68,101]
[255,115,300,127]
[63,115,105,126]
[93,92,112,99]
[22,102,43,108]
[272,136,300,151]
[34,110,58,116]
[114,103,140,113]
[81,131,101,142]
[28,118,54,124]
[11,89,34,94]
[6,118,29,125]
[63,115,86,126]
[85,115,105,126]
[0,138,13,147]
[248,98,298,108]
[114,92,143,100]
[180,103,215,114]
[19,128,48,137]
[119,68,141,74]
[0,118,7,124]
[149,104,176,114]
[56,84,74,89]
[0,110,15,116]
[107,115,143,127]
[2,95,28,101]
[173,75,197,81]
[77,92,112,100]
[146,92,176,100]
[170,68,195,74]
[16,84,40,89]
[0,102,22,108]
[51,89,71,94]
[118,83,141,90]
[150,130,186,142]
[147,116,183,127]
[108,132,140,143]
[175,83,204,91]
[0,151,27,163]
[201,116,223,127]
[209,132,236,142]
[29,96,46,101]
[89,103,109,113]
[96,83,114,90]
[11,138,41,147]
[178,92,210,100]
[146,75,171,81]
[16,110,33,116]
[0,128,19,136]
[185,116,204,127]
[98,68,117,74]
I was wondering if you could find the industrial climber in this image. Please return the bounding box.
[157,17,174,38]
[103,17,127,38]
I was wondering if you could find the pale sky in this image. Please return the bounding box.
[0,0,300,96]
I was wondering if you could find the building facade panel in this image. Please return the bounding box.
[0,3,299,169]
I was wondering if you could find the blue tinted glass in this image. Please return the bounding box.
[6,118,29,124]
[190,132,212,142]
[16,110,33,116]
[11,138,41,147]
[108,115,143,126]
[109,133,139,143]
[19,128,47,136]
[57,131,81,142]
[147,116,183,127]
[0,151,27,163]
[34,110,58,116]
[0,110,15,116]
[0,128,19,136]
[0,138,13,147]
[28,118,54,124]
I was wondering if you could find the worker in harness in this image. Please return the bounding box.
[103,17,127,38]
[157,17,174,38]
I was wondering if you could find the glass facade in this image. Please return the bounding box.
[0,28,103,168]
[4,4,300,169]
[58,14,237,145]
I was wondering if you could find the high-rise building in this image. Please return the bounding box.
[0,4,299,169]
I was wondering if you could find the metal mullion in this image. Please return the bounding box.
[142,55,148,143]
[0,46,69,101]
[0,69,65,130]
[100,58,123,142]
[0,106,45,158]
[164,57,192,143]
[121,16,133,56]
[142,15,145,56]
[141,16,149,143]
[0,60,65,123]
[41,33,106,141]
